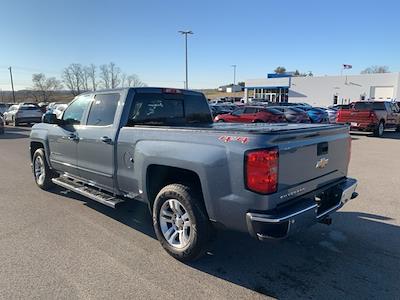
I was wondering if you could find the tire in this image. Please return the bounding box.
[373,121,384,137]
[253,120,263,123]
[32,148,55,190]
[152,183,211,262]
[217,119,224,123]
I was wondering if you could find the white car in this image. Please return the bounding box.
[47,103,68,119]
[4,104,43,126]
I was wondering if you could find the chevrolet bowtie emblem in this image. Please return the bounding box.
[316,158,329,169]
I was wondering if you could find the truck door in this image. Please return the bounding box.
[75,93,120,192]
[47,95,92,176]
[386,102,398,128]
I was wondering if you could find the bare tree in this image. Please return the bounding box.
[87,64,97,91]
[126,74,147,87]
[31,73,63,102]
[361,65,390,74]
[62,63,84,96]
[81,67,91,91]
[99,64,111,89]
[121,73,127,87]
[99,62,121,89]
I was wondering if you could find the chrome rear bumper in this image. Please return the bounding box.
[246,178,358,240]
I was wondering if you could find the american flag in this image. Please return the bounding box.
[343,64,352,69]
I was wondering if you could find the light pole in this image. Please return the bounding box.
[8,66,16,103]
[231,64,237,85]
[179,30,193,89]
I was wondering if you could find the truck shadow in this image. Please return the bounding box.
[49,187,156,238]
[49,187,400,299]
[0,126,32,139]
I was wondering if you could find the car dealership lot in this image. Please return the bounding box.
[0,126,399,299]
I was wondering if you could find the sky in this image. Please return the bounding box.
[0,0,400,90]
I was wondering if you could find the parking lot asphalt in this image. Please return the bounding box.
[0,126,399,299]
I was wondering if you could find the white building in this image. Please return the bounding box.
[218,84,243,93]
[244,72,400,107]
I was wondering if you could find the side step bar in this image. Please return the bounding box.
[52,176,124,208]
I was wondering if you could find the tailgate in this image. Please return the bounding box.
[274,126,350,192]
[337,109,373,123]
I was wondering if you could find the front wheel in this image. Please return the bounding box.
[32,148,55,190]
[152,184,211,262]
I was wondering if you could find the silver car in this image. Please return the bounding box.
[4,104,43,126]
[0,113,4,134]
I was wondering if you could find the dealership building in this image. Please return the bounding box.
[244,72,400,107]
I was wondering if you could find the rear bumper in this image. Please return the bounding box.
[246,177,358,240]
[16,117,42,124]
[337,122,376,131]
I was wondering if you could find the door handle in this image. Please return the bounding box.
[100,136,112,144]
[67,133,79,141]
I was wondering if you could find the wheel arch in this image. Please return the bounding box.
[146,165,207,213]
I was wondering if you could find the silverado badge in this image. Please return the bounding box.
[316,158,329,169]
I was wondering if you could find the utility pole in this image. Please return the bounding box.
[231,64,237,85]
[8,66,16,103]
[178,30,193,89]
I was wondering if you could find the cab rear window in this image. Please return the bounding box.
[354,102,385,110]
[127,93,212,126]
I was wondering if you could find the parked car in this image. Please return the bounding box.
[214,106,286,123]
[336,101,400,137]
[296,107,329,123]
[0,113,4,134]
[269,106,311,123]
[316,107,338,123]
[47,103,68,119]
[0,103,10,114]
[3,103,43,126]
[29,87,358,261]
[210,105,232,118]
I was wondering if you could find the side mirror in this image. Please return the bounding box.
[42,113,60,125]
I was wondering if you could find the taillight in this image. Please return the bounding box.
[245,148,279,194]
[369,111,377,121]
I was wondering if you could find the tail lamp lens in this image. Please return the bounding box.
[245,148,279,194]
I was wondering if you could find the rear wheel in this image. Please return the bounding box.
[373,121,384,137]
[32,148,55,190]
[152,184,211,262]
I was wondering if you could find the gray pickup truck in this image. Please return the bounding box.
[30,87,358,261]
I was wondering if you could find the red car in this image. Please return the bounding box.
[214,106,286,123]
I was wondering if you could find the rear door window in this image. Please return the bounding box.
[86,93,120,126]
